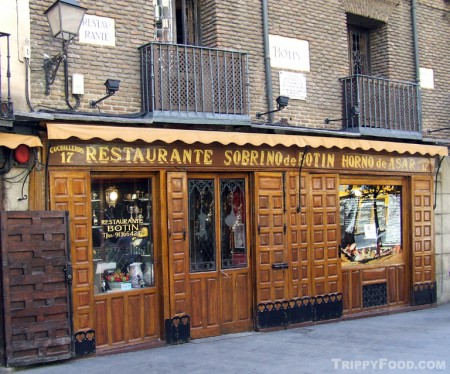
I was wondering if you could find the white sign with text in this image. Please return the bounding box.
[269,35,310,72]
[279,71,307,100]
[79,15,115,47]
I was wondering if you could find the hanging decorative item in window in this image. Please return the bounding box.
[105,186,119,207]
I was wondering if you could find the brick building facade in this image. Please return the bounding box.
[0,0,449,366]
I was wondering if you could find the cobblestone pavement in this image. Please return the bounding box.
[5,302,450,374]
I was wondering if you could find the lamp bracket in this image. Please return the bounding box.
[90,93,114,108]
[256,107,284,119]
[90,79,120,108]
[256,96,289,119]
[43,42,68,95]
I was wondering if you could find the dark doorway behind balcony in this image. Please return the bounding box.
[341,75,422,140]
[140,42,250,126]
[0,32,14,123]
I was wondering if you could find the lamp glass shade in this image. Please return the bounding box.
[44,0,87,41]
[105,186,119,207]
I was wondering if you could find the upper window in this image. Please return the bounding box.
[347,14,388,77]
[154,0,201,45]
[348,26,370,75]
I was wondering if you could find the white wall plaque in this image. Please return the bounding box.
[420,67,434,89]
[79,15,116,47]
[269,35,310,72]
[279,71,307,100]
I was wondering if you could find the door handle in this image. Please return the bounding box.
[220,270,229,277]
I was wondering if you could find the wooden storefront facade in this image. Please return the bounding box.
[31,123,446,354]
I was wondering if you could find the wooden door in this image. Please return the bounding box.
[254,172,290,303]
[167,173,252,339]
[0,211,72,367]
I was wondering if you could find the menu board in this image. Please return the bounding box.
[385,194,401,245]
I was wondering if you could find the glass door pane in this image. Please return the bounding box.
[220,178,247,269]
[189,179,216,272]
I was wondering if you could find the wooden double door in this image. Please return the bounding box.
[167,172,253,339]
[254,171,341,303]
[167,171,342,338]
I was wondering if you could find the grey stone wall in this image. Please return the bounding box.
[435,158,450,304]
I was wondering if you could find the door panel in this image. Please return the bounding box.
[167,173,252,339]
[287,171,310,298]
[221,270,252,334]
[167,172,190,316]
[411,176,434,284]
[50,171,94,333]
[308,174,341,296]
[254,172,289,303]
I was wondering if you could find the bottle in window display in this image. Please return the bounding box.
[92,211,98,226]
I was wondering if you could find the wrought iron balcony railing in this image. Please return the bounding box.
[0,32,14,121]
[140,42,250,125]
[341,75,421,139]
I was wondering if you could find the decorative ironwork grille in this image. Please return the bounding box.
[341,75,421,138]
[140,42,249,117]
[363,283,387,308]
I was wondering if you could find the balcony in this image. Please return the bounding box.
[0,32,14,122]
[340,75,421,140]
[139,42,250,125]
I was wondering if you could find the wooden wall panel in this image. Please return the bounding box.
[94,289,160,351]
[411,176,435,284]
[94,299,108,347]
[167,173,190,316]
[343,264,408,314]
[342,269,362,313]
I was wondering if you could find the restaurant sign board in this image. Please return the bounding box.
[48,143,433,173]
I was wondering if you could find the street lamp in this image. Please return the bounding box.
[43,0,87,100]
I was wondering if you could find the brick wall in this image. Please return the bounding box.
[28,0,440,132]
[417,0,450,136]
[29,0,154,114]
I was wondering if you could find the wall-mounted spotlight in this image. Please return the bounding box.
[90,79,120,108]
[256,96,289,119]
[42,0,87,108]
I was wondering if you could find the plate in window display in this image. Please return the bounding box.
[108,281,132,291]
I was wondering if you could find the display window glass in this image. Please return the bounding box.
[91,177,154,293]
[339,184,402,266]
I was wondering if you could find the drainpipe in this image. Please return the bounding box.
[262,0,274,124]
[411,0,422,131]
